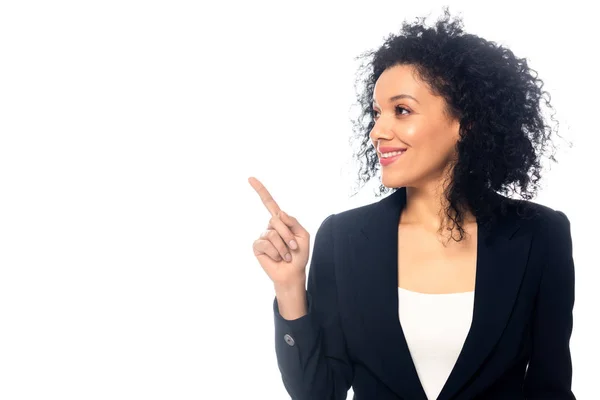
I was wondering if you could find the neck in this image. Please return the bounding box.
[402,183,475,233]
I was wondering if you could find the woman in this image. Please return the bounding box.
[249,10,575,400]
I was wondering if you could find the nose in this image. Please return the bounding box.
[370,128,393,141]
[369,111,396,141]
[369,125,394,149]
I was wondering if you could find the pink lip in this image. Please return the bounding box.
[379,149,406,166]
[378,146,407,153]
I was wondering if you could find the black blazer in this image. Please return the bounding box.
[273,187,576,399]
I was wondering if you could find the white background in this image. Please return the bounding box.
[0,0,596,399]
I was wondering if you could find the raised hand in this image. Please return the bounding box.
[249,177,310,289]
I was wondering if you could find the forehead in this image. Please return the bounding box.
[373,64,428,102]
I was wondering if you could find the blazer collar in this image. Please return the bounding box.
[344,187,532,400]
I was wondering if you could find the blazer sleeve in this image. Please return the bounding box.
[524,210,576,399]
[272,213,353,400]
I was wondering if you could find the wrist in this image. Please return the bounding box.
[274,283,307,320]
[274,278,305,296]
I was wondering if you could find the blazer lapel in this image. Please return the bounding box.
[345,187,532,400]
[437,199,531,400]
[346,187,427,400]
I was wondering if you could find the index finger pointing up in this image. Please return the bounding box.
[248,176,281,216]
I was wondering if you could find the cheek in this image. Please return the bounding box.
[403,124,419,141]
[405,125,441,151]
[410,128,458,163]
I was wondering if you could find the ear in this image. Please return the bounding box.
[451,118,462,140]
[457,120,472,139]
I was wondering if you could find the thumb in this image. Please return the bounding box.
[279,211,308,237]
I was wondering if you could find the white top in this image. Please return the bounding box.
[398,287,475,400]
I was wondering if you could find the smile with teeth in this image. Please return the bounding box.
[380,150,405,158]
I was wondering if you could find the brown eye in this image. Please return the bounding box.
[372,106,409,120]
[395,105,410,115]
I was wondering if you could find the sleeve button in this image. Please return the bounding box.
[283,334,295,346]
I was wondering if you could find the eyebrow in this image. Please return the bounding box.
[372,94,420,105]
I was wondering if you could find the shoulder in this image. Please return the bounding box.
[324,195,388,235]
[502,194,570,228]
[494,193,572,249]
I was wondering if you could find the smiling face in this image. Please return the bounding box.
[370,64,461,190]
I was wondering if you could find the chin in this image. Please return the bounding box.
[381,172,410,189]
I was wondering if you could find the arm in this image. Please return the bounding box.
[524,210,576,399]
[273,214,353,400]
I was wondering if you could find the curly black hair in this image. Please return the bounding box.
[349,8,567,242]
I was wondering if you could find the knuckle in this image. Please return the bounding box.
[265,244,276,256]
[283,231,294,242]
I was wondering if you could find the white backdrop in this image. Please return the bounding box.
[0,0,596,399]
